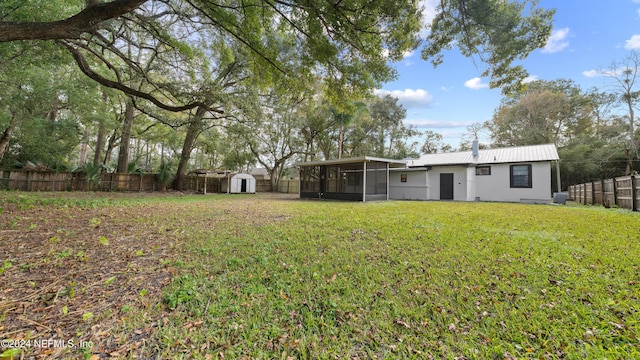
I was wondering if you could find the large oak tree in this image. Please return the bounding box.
[1,1,554,101]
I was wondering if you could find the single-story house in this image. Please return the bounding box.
[296,156,407,201]
[389,142,560,203]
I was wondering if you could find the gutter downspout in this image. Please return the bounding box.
[556,160,562,192]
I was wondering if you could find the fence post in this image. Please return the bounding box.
[613,177,618,208]
[632,175,638,211]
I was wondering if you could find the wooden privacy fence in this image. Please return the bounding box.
[567,175,639,211]
[1,170,300,194]
[1,171,160,192]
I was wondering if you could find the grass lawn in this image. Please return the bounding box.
[1,192,639,359]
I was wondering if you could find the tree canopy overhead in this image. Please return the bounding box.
[1,0,555,104]
[0,0,422,111]
[423,0,555,94]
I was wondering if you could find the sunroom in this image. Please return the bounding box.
[296,156,407,202]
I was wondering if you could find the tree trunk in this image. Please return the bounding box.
[93,118,105,166]
[93,91,108,166]
[626,96,636,174]
[103,128,118,167]
[338,125,344,159]
[116,98,134,173]
[172,106,207,190]
[0,115,22,163]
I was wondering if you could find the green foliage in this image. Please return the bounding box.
[0,259,12,275]
[82,312,93,322]
[1,0,558,179]
[0,0,84,22]
[484,79,631,184]
[74,163,107,189]
[163,274,204,310]
[98,236,109,246]
[127,161,146,174]
[156,161,175,189]
[423,0,555,94]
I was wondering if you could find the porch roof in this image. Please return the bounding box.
[296,156,407,168]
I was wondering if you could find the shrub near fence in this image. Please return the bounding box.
[568,175,639,211]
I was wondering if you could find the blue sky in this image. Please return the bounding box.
[376,0,640,149]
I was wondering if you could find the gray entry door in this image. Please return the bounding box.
[440,173,454,200]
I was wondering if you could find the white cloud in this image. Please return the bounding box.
[522,75,539,84]
[625,34,640,49]
[404,119,474,128]
[419,0,439,37]
[464,77,489,90]
[381,49,416,61]
[374,88,434,108]
[583,69,601,78]
[583,68,625,78]
[542,28,570,54]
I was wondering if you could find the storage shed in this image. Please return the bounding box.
[230,173,256,194]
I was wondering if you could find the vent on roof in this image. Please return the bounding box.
[472,139,479,157]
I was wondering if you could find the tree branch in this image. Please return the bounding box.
[61,41,224,114]
[0,0,147,42]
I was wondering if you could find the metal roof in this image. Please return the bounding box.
[408,144,559,167]
[296,156,407,168]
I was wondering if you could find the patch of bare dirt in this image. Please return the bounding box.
[0,192,295,358]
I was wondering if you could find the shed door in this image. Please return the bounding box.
[241,179,247,193]
[440,173,454,200]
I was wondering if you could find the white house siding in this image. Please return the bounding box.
[474,162,551,202]
[389,170,429,200]
[426,166,467,201]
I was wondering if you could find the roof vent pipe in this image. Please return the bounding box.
[472,139,479,157]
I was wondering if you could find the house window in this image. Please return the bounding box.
[510,164,532,188]
[400,174,407,183]
[476,166,491,176]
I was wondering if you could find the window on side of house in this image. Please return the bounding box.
[510,164,532,188]
[400,174,407,183]
[476,166,491,176]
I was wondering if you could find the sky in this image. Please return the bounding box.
[376,0,640,149]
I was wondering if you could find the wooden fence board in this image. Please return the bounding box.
[567,185,574,201]
[585,182,593,205]
[593,180,603,205]
[603,179,616,208]
[615,176,634,210]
